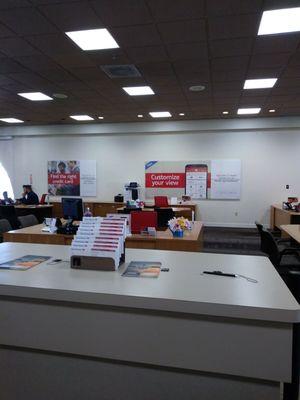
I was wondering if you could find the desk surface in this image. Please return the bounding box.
[128,221,202,242]
[0,242,299,323]
[272,204,300,215]
[15,204,53,209]
[280,224,300,243]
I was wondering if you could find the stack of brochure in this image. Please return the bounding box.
[70,217,127,269]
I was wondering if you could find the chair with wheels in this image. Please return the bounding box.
[154,196,169,208]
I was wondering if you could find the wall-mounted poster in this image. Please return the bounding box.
[145,160,241,200]
[48,160,96,197]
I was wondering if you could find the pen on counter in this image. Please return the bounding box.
[202,270,258,283]
[203,270,236,278]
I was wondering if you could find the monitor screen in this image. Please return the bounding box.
[61,198,83,221]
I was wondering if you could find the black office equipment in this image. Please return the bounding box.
[114,194,124,202]
[0,205,20,230]
[62,198,83,221]
[156,208,175,228]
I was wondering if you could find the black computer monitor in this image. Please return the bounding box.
[61,198,83,221]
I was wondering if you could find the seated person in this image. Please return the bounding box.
[1,191,14,205]
[18,185,39,205]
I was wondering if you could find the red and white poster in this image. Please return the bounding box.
[48,160,96,196]
[145,160,241,200]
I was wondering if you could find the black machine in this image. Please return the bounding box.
[0,205,20,229]
[57,198,83,235]
[62,197,83,221]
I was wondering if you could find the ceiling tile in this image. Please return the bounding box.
[111,24,162,47]
[0,37,40,57]
[0,8,58,35]
[157,20,206,44]
[210,38,253,58]
[147,0,205,21]
[166,42,208,61]
[126,46,168,63]
[207,0,263,16]
[26,33,80,56]
[91,0,153,26]
[209,14,260,40]
[249,53,291,69]
[38,2,103,31]
[253,35,300,54]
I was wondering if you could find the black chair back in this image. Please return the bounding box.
[260,229,281,266]
[255,221,263,233]
[0,205,20,229]
[156,208,175,228]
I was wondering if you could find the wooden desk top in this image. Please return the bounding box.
[15,204,53,209]
[280,224,300,243]
[272,204,300,215]
[3,223,74,246]
[128,221,202,242]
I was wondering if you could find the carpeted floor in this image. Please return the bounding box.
[203,226,265,256]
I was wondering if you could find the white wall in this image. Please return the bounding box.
[0,138,15,195]
[1,122,298,228]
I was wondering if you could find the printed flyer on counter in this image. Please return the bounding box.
[0,255,51,271]
[122,261,162,278]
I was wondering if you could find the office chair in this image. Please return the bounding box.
[154,196,169,208]
[0,205,20,230]
[18,214,39,228]
[0,219,12,243]
[258,227,300,301]
[156,208,175,228]
[131,211,157,234]
[40,194,48,205]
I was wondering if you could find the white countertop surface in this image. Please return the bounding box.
[0,242,299,323]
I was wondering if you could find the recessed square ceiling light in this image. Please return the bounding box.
[123,86,154,96]
[98,116,104,119]
[0,118,24,123]
[70,115,94,121]
[269,109,276,113]
[258,7,300,35]
[66,28,119,50]
[179,113,185,116]
[237,108,261,115]
[18,92,53,101]
[149,111,172,118]
[222,111,229,115]
[244,78,277,89]
[137,114,144,118]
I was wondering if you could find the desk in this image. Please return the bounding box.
[270,204,300,231]
[117,206,193,219]
[126,221,203,252]
[15,204,53,223]
[0,242,299,400]
[3,224,74,245]
[51,201,197,218]
[280,224,300,243]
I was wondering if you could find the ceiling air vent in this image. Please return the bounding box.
[101,64,141,78]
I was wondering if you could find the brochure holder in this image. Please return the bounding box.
[71,255,123,271]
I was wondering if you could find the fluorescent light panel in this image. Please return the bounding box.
[244,78,277,89]
[149,111,172,118]
[66,28,119,50]
[0,118,24,123]
[18,92,53,101]
[237,108,261,115]
[70,115,94,121]
[123,86,154,96]
[258,7,300,35]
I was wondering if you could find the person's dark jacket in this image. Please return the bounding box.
[20,191,39,205]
